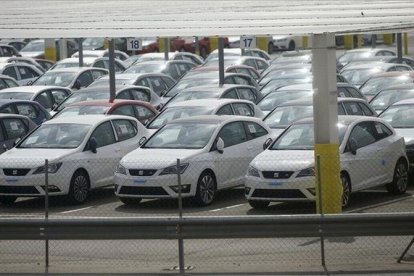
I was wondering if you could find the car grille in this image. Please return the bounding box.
[262,171,293,179]
[119,186,168,196]
[0,186,39,194]
[129,169,157,176]
[3,169,31,176]
[252,189,306,199]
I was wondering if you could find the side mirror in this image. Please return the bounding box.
[216,137,224,154]
[89,137,98,153]
[139,136,147,146]
[348,138,358,155]
[263,138,272,150]
[73,80,81,90]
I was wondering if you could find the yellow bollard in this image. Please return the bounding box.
[343,35,354,49]
[383,34,394,45]
[256,36,269,52]
[314,144,342,214]
[404,33,408,55]
[44,39,56,62]
[357,34,363,48]
[302,36,308,48]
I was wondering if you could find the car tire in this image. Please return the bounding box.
[119,197,142,205]
[386,159,408,195]
[67,170,90,204]
[288,41,295,51]
[248,200,270,209]
[268,42,274,55]
[194,171,216,206]
[341,172,351,208]
[0,196,17,205]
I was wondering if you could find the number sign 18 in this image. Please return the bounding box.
[127,38,143,51]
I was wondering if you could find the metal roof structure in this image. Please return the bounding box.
[1,0,414,38]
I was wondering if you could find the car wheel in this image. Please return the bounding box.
[248,200,270,209]
[200,47,208,59]
[67,170,90,204]
[268,42,274,55]
[386,160,408,195]
[0,196,17,205]
[119,197,142,205]
[288,41,296,51]
[341,172,351,207]
[194,171,216,206]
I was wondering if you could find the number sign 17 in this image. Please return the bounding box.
[240,36,256,49]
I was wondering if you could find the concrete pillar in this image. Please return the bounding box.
[343,35,354,49]
[404,33,408,55]
[383,33,394,45]
[312,33,342,214]
[209,37,219,54]
[302,36,309,48]
[58,38,68,60]
[356,34,363,48]
[44,38,56,62]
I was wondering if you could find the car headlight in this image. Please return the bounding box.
[247,165,260,177]
[296,167,315,178]
[33,162,62,174]
[116,163,127,175]
[159,163,189,175]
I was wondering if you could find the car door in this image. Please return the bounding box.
[130,88,151,102]
[232,103,254,117]
[75,71,93,90]
[236,87,257,103]
[243,121,270,160]
[0,117,29,152]
[34,91,53,111]
[111,119,140,156]
[84,121,118,187]
[214,121,250,188]
[16,65,40,85]
[216,104,234,115]
[48,88,70,108]
[343,102,364,116]
[133,105,156,123]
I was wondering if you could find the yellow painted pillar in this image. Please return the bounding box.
[404,33,408,55]
[44,38,56,62]
[103,38,109,50]
[158,37,167,52]
[343,35,354,49]
[209,37,219,54]
[356,34,363,48]
[383,33,394,45]
[256,36,268,52]
[314,144,342,214]
[302,36,308,48]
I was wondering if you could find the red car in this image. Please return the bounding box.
[171,37,229,58]
[53,99,158,124]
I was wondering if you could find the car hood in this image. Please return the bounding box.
[120,148,204,169]
[20,51,43,58]
[0,148,76,168]
[395,128,414,145]
[251,149,314,171]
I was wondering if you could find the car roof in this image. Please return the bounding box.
[380,83,414,91]
[363,71,414,79]
[0,113,34,120]
[343,48,395,54]
[67,99,153,108]
[100,72,171,80]
[390,98,414,106]
[166,114,262,125]
[45,67,98,73]
[0,99,44,105]
[180,84,255,93]
[167,98,253,108]
[0,85,71,93]
[294,115,382,126]
[44,114,135,125]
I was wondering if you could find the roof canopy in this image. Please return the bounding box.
[1,0,414,38]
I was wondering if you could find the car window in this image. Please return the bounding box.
[93,60,105,68]
[395,65,410,72]
[34,92,53,110]
[257,60,268,71]
[217,121,247,147]
[348,122,377,149]
[2,118,27,140]
[130,89,150,102]
[15,103,38,120]
[337,103,346,115]
[3,66,18,80]
[237,88,256,102]
[161,76,175,88]
[222,89,238,99]
[347,87,363,98]
[223,76,236,84]
[149,76,165,96]
[244,121,268,139]
[77,71,93,88]
[216,104,234,115]
[50,89,69,105]
[112,119,137,142]
[0,79,6,90]
[4,78,18,88]
[114,61,124,72]
[136,78,149,87]
[168,64,181,80]
[245,59,257,69]
[232,103,254,116]
[232,76,250,85]
[374,122,393,140]
[135,105,155,121]
[111,105,135,117]
[116,91,131,100]
[0,104,14,114]
[90,121,116,147]
[337,87,351,97]
[359,103,374,116]
[344,102,364,115]
[18,66,38,79]
[91,69,107,79]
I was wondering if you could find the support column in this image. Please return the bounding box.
[356,34,363,48]
[108,38,116,103]
[209,37,219,54]
[312,33,342,214]
[383,33,394,45]
[77,38,83,67]
[44,39,56,62]
[218,37,224,87]
[397,33,403,63]
[302,36,309,48]
[404,33,408,55]
[256,36,269,52]
[164,37,169,60]
[58,38,68,61]
[343,35,354,49]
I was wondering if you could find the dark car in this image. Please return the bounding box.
[0,99,51,125]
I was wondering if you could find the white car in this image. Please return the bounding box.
[115,115,273,206]
[245,116,408,209]
[0,115,149,205]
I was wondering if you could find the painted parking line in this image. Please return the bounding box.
[60,206,95,214]
[209,204,245,212]
[346,194,414,213]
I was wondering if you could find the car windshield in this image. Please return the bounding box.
[124,64,164,74]
[21,41,43,52]
[89,78,133,87]
[55,105,110,118]
[82,38,104,49]
[164,78,217,97]
[56,91,108,111]
[264,105,313,128]
[0,92,32,100]
[32,71,76,86]
[204,57,242,67]
[360,75,414,96]
[144,123,216,149]
[271,123,347,150]
[52,62,79,70]
[338,52,373,64]
[370,89,414,112]
[258,91,312,111]
[148,106,213,129]
[341,68,383,86]
[260,77,311,97]
[19,123,91,149]
[379,105,414,128]
[168,91,219,104]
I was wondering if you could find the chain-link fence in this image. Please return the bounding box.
[0,151,413,274]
